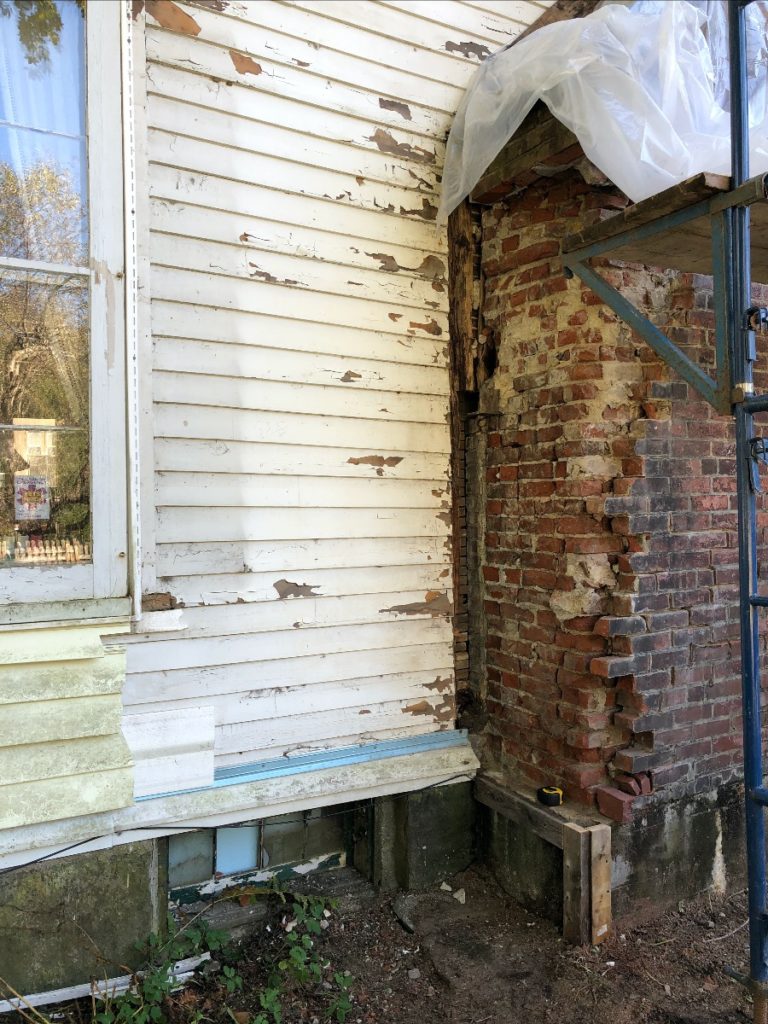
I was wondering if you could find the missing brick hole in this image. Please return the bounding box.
[475,328,498,388]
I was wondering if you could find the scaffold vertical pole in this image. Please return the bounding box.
[729,3,768,1021]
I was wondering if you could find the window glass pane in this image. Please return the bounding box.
[0,423,90,565]
[215,826,260,876]
[0,269,90,565]
[0,2,90,571]
[0,1,87,263]
[0,270,88,427]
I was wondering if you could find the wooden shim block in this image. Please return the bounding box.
[562,823,591,946]
[589,824,612,945]
[474,775,564,849]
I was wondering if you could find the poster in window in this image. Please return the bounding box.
[14,475,50,521]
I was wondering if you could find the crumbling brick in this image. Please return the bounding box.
[596,786,636,824]
[470,169,767,818]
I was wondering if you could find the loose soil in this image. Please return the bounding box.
[12,866,756,1024]
[206,866,754,1024]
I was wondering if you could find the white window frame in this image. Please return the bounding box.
[0,2,128,609]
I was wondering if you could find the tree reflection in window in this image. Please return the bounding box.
[0,0,90,567]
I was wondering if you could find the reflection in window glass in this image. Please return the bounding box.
[0,0,88,262]
[0,2,90,568]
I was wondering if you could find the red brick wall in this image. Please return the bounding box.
[474,171,765,819]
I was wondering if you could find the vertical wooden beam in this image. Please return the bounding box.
[562,823,591,944]
[448,199,476,395]
[447,200,477,689]
[589,823,612,944]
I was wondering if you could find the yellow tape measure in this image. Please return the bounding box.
[537,786,564,807]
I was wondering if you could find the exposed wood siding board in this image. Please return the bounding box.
[149,203,447,288]
[150,168,448,255]
[145,36,449,144]
[127,0,545,790]
[213,722,445,770]
[149,235,447,314]
[126,668,453,724]
[151,301,447,367]
[283,1,511,60]
[156,537,450,577]
[154,440,450,481]
[146,20,465,114]
[153,373,448,426]
[124,643,453,705]
[146,87,442,194]
[152,403,450,452]
[148,130,441,229]
[461,0,551,17]
[126,619,452,674]
[157,2,495,86]
[215,696,450,758]
[131,750,213,799]
[156,474,448,510]
[153,340,449,397]
[462,0,548,8]
[150,266,448,339]
[379,0,533,39]
[155,507,450,544]
[153,563,453,608]
[135,589,451,639]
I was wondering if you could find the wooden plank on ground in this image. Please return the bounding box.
[562,823,591,945]
[589,823,612,945]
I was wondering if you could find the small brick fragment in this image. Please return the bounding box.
[613,774,642,796]
[636,772,653,796]
[596,786,636,824]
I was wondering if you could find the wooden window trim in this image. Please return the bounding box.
[0,2,129,609]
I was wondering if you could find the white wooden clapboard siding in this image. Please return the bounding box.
[156,536,450,576]
[126,0,550,782]
[123,644,452,703]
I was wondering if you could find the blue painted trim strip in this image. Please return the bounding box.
[136,730,469,803]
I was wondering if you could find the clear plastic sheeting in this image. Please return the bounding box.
[438,0,768,223]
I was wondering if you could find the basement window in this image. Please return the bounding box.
[0,0,127,606]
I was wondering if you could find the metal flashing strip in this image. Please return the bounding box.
[136,730,470,803]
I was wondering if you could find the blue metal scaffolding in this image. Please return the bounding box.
[562,3,768,1019]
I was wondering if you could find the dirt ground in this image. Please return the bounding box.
[17,865,756,1024]
[223,865,755,1024]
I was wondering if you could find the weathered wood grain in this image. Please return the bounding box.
[128,0,548,792]
[562,824,591,945]
[474,774,564,849]
[590,823,612,944]
[564,171,730,251]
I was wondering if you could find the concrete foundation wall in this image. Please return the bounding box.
[0,840,166,993]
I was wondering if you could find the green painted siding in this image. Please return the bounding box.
[0,624,134,830]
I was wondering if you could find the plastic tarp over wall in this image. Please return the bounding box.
[438,0,768,222]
